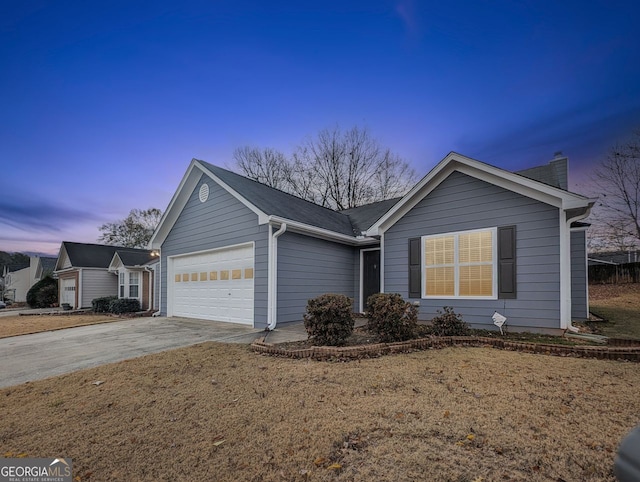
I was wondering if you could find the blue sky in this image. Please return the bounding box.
[1,0,639,255]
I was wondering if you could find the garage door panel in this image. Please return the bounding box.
[61,278,76,309]
[170,244,254,325]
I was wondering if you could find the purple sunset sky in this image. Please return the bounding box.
[1,1,639,256]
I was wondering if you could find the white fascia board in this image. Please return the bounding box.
[563,197,597,210]
[367,152,592,236]
[107,253,123,272]
[149,160,201,249]
[267,216,377,246]
[150,160,269,249]
[53,244,68,272]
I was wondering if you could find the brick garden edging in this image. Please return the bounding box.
[251,335,640,362]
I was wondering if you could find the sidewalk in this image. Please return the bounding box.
[260,317,368,344]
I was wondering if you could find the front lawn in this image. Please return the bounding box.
[1,342,638,481]
[589,283,640,339]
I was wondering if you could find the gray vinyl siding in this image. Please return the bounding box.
[571,230,588,320]
[277,231,356,323]
[160,173,269,328]
[384,170,562,332]
[80,268,117,308]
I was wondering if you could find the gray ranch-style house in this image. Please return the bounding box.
[150,152,594,334]
[53,242,159,310]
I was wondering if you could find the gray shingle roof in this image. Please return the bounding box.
[339,198,401,234]
[40,257,57,274]
[117,250,157,266]
[61,242,152,269]
[201,161,358,236]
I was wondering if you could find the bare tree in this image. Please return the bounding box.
[589,130,640,251]
[98,208,163,248]
[232,147,290,191]
[235,126,417,210]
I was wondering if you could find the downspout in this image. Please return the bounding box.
[564,212,591,333]
[267,223,287,330]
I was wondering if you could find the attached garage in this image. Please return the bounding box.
[168,243,254,324]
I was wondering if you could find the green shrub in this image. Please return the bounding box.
[108,298,141,314]
[92,296,118,313]
[26,276,58,308]
[428,306,470,336]
[303,293,354,346]
[366,293,418,342]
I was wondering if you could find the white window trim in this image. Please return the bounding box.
[117,269,143,302]
[421,227,498,300]
[119,272,125,298]
[129,271,140,299]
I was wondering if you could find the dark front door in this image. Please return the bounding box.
[362,249,381,310]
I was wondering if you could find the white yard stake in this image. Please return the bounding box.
[492,311,507,335]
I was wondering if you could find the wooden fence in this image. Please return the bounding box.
[589,262,640,284]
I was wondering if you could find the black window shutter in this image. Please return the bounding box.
[408,238,421,298]
[498,226,516,299]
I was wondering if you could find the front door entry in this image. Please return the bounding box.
[362,249,381,310]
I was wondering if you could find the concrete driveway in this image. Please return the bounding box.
[0,317,266,389]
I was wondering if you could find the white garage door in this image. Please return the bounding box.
[61,278,76,308]
[170,244,254,325]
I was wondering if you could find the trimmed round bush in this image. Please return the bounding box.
[366,293,418,342]
[92,295,118,313]
[108,298,141,314]
[303,293,354,346]
[428,306,470,336]
[26,276,58,308]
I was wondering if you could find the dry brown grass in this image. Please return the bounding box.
[589,284,640,339]
[589,283,640,304]
[1,343,638,481]
[0,314,124,338]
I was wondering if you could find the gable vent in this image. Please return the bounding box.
[199,183,209,203]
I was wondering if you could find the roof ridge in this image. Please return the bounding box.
[63,241,150,251]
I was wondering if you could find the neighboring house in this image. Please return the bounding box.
[53,242,158,310]
[107,250,158,310]
[3,256,58,303]
[150,152,594,334]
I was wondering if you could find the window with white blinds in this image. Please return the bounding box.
[423,228,497,299]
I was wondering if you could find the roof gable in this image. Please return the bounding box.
[151,160,359,248]
[366,152,594,236]
[54,245,72,271]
